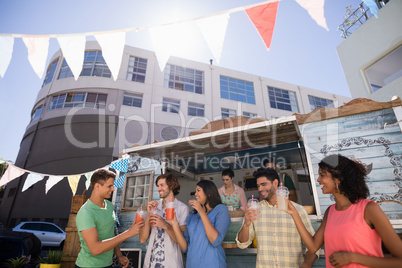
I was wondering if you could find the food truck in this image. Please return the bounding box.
[114,98,402,267]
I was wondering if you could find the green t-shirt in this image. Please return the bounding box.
[75,199,115,267]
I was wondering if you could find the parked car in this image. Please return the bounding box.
[0,230,42,265]
[12,222,65,248]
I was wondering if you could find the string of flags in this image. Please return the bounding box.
[0,0,337,79]
[0,156,133,196]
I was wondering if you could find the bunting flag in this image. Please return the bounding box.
[0,36,14,78]
[67,175,81,195]
[195,13,230,64]
[0,164,25,187]
[295,0,329,31]
[57,35,86,80]
[95,32,126,81]
[22,36,50,78]
[362,0,379,18]
[46,176,65,194]
[109,158,129,172]
[84,171,94,189]
[246,0,280,51]
[22,173,45,192]
[114,172,126,188]
[149,23,178,71]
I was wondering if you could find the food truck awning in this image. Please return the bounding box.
[122,116,304,175]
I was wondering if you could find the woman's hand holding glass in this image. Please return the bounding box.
[188,199,205,215]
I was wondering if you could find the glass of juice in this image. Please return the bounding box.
[165,199,175,220]
[135,206,145,223]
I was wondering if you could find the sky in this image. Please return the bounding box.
[0,0,362,163]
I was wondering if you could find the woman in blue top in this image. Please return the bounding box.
[167,180,231,268]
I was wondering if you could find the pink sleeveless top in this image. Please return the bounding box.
[324,199,383,267]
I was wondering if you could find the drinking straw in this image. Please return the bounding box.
[252,194,254,201]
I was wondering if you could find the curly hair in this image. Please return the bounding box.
[253,167,280,184]
[156,173,180,196]
[318,154,369,203]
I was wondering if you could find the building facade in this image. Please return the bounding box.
[337,0,401,102]
[0,41,350,228]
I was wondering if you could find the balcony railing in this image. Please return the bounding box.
[338,0,389,39]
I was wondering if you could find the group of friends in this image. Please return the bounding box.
[74,154,402,268]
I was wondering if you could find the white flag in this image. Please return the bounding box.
[22,173,44,192]
[57,35,86,80]
[295,0,329,31]
[95,32,126,81]
[0,164,25,187]
[0,36,14,78]
[22,36,50,78]
[196,13,230,64]
[45,176,65,194]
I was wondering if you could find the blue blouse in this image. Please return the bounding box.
[184,204,231,268]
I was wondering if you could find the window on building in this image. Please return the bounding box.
[365,45,402,93]
[267,86,299,112]
[220,76,255,104]
[58,51,111,79]
[308,95,334,110]
[123,93,143,108]
[164,65,204,94]
[49,93,107,110]
[188,102,205,117]
[221,108,236,119]
[58,59,73,79]
[161,126,179,141]
[243,111,258,118]
[126,56,147,83]
[81,51,111,77]
[122,171,154,210]
[42,59,59,86]
[162,98,180,114]
[31,106,44,122]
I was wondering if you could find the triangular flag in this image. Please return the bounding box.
[22,173,45,192]
[67,175,81,195]
[149,21,193,71]
[45,176,65,194]
[0,164,25,187]
[195,13,230,64]
[114,172,126,188]
[362,0,379,18]
[109,158,129,173]
[57,35,86,80]
[22,36,50,78]
[84,171,94,189]
[246,0,279,51]
[295,0,329,31]
[0,36,14,78]
[94,32,126,81]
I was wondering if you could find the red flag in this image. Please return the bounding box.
[246,1,279,51]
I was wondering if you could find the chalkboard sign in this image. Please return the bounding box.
[112,248,142,268]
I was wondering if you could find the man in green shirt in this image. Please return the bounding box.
[75,169,144,268]
[263,157,298,202]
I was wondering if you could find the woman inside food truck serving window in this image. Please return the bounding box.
[218,168,247,212]
[286,154,402,268]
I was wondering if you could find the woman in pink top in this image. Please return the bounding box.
[286,154,402,267]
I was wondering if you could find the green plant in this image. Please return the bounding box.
[6,257,29,268]
[37,250,63,264]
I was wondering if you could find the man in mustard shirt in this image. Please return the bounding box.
[75,169,144,268]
